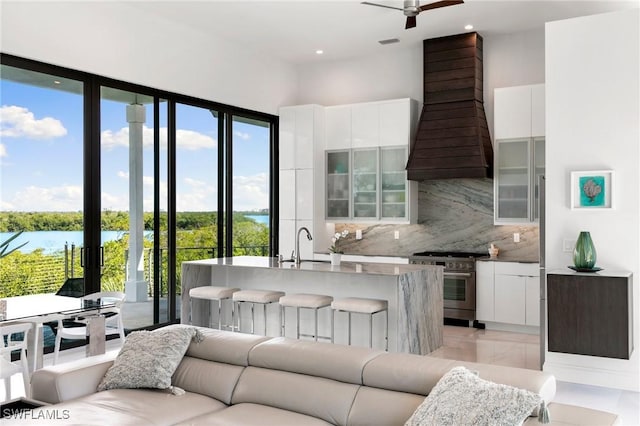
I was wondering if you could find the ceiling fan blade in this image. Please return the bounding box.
[405,16,417,29]
[361,1,405,11]
[419,0,464,12]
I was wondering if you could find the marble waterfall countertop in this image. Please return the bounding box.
[181,256,444,355]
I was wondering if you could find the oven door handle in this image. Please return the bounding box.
[444,272,473,278]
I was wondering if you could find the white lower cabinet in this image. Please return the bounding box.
[476,261,540,327]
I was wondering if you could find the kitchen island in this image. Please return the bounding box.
[181,256,443,354]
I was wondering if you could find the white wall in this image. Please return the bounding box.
[545,8,640,391]
[296,29,546,140]
[0,2,297,115]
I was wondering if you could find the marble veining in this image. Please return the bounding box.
[336,178,539,261]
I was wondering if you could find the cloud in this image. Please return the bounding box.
[101,125,216,151]
[234,130,250,141]
[184,177,206,187]
[0,105,67,139]
[233,173,268,211]
[3,184,82,211]
[0,143,6,158]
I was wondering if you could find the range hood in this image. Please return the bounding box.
[406,32,493,180]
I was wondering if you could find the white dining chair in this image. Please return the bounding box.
[53,291,126,365]
[1,322,32,399]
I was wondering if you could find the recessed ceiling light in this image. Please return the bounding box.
[316,50,324,55]
[53,80,61,85]
[465,24,474,30]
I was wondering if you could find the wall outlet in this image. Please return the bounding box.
[394,231,400,240]
[513,232,520,243]
[355,229,362,240]
[563,239,576,253]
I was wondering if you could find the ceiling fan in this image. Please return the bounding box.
[362,0,464,29]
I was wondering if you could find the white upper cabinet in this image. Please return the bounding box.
[278,107,296,170]
[530,84,545,138]
[295,169,314,221]
[380,100,410,147]
[294,106,315,169]
[351,103,379,148]
[494,84,545,225]
[279,169,295,220]
[325,106,351,150]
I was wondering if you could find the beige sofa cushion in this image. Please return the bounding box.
[6,389,225,426]
[178,403,334,426]
[249,337,383,384]
[363,353,556,407]
[232,366,359,425]
[186,327,270,366]
[347,387,425,426]
[173,356,245,405]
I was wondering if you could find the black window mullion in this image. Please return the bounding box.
[84,77,101,295]
[153,97,160,324]
[167,100,177,321]
[225,114,233,257]
[217,114,225,258]
[270,119,279,257]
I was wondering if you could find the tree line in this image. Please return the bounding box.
[0,211,267,232]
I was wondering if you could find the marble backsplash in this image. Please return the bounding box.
[336,178,539,261]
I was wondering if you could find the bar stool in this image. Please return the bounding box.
[279,293,333,341]
[232,289,285,336]
[189,286,240,330]
[331,297,388,350]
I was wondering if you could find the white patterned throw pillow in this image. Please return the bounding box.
[405,366,546,426]
[98,324,203,392]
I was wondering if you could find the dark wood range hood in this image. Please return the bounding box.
[406,32,493,180]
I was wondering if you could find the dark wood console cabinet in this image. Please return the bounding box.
[547,270,633,359]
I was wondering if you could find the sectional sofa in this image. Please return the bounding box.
[7,327,619,425]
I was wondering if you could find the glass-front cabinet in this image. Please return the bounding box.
[352,149,378,219]
[494,138,545,224]
[327,146,408,221]
[380,147,407,219]
[326,150,350,219]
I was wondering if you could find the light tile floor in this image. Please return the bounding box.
[3,326,639,425]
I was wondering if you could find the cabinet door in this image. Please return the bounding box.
[380,147,407,220]
[525,275,540,326]
[326,150,350,219]
[296,169,313,221]
[379,100,409,147]
[494,274,526,325]
[531,84,545,138]
[278,107,296,170]
[295,106,315,169]
[352,149,378,219]
[351,103,379,148]
[278,219,295,259]
[494,86,532,139]
[495,139,530,222]
[325,106,351,150]
[279,169,295,220]
[476,261,495,322]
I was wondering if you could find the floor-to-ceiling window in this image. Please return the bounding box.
[0,54,278,329]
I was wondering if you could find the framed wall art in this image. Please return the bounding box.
[570,170,614,210]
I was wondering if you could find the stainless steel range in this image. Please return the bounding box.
[409,251,486,323]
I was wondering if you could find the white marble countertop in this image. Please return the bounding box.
[183,256,441,276]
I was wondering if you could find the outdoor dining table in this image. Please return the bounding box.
[0,293,116,372]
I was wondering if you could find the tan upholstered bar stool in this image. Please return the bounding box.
[331,297,388,350]
[189,286,240,330]
[232,289,285,336]
[279,293,334,341]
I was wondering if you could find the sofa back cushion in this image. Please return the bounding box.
[248,337,383,384]
[232,366,360,426]
[173,356,244,405]
[347,387,425,426]
[186,328,270,366]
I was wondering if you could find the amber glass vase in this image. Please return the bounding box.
[573,231,597,269]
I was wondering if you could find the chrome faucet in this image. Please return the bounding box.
[295,227,313,265]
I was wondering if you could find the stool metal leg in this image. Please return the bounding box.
[331,309,334,343]
[250,303,255,334]
[277,302,282,337]
[217,298,222,330]
[296,307,300,339]
[385,309,389,351]
[263,303,267,336]
[238,302,243,333]
[190,298,193,325]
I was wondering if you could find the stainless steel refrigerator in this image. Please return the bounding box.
[539,175,546,370]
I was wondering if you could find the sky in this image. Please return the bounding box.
[0,74,270,213]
